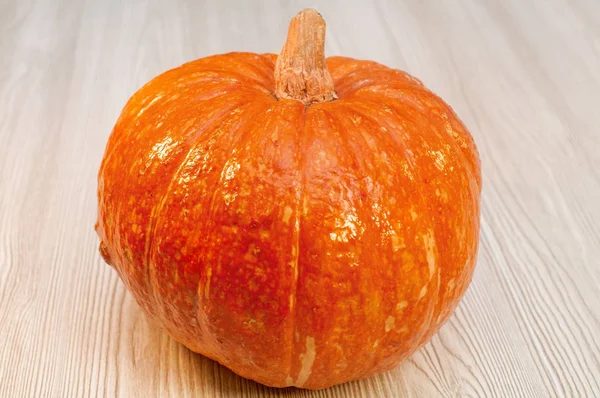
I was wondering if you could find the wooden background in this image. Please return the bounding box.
[1,0,599,396]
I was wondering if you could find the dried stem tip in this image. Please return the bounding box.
[274,9,337,105]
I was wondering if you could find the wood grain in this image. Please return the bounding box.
[1,0,599,396]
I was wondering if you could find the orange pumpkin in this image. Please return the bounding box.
[96,9,481,389]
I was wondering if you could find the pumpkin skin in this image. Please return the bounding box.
[96,12,481,390]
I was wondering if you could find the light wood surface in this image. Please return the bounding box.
[1,0,599,396]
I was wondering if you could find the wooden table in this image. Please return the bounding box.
[1,0,599,396]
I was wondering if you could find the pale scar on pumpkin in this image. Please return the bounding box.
[204,267,212,299]
[435,187,449,202]
[410,206,418,221]
[448,278,456,290]
[422,229,437,279]
[386,316,409,334]
[402,162,415,180]
[396,301,408,311]
[391,234,405,252]
[289,231,299,305]
[282,206,293,224]
[385,316,395,332]
[418,285,428,299]
[289,244,298,267]
[296,336,316,386]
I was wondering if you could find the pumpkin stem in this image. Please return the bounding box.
[274,9,337,105]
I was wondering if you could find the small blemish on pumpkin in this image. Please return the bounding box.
[448,278,456,290]
[418,285,428,299]
[296,336,316,386]
[223,192,238,206]
[373,340,380,348]
[396,301,408,312]
[391,234,405,252]
[244,244,260,263]
[290,244,298,260]
[335,361,348,370]
[385,316,395,332]
[436,187,449,202]
[124,246,133,262]
[402,162,414,181]
[422,230,436,278]
[205,267,212,299]
[410,207,418,221]
[282,206,293,224]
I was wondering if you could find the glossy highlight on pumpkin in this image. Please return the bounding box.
[96,9,481,390]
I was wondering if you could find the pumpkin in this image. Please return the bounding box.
[96,9,481,390]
